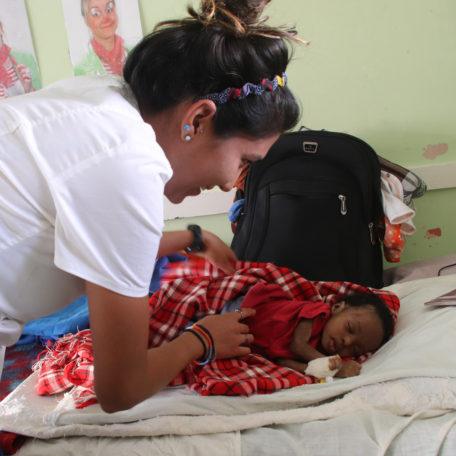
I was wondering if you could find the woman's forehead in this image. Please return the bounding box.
[235,134,280,159]
[86,0,115,10]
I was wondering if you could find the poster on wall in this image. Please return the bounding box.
[61,0,143,77]
[0,0,41,99]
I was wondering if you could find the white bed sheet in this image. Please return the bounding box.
[242,409,456,456]
[1,274,456,455]
[15,389,456,456]
[15,412,456,456]
[17,432,241,456]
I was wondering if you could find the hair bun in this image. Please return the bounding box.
[215,0,271,26]
[193,0,271,34]
[187,0,304,43]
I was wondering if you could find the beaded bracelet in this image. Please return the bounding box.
[195,323,215,351]
[192,323,216,365]
[184,323,216,366]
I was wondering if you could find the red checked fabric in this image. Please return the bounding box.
[35,259,400,408]
[34,330,97,409]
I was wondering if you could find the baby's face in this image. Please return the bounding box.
[320,306,384,357]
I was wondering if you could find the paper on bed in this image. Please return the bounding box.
[1,274,456,439]
[424,288,456,307]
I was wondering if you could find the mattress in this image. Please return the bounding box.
[0,274,455,455]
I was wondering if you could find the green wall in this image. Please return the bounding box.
[25,0,456,264]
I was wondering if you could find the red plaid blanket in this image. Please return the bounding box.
[35,259,400,408]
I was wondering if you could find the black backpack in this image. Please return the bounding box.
[231,130,385,288]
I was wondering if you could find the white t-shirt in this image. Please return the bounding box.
[0,76,172,346]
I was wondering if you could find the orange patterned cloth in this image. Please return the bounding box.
[383,217,406,263]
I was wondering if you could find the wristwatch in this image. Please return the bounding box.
[185,224,206,253]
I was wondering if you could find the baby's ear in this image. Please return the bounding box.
[331,301,347,314]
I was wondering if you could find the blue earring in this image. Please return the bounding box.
[183,124,192,141]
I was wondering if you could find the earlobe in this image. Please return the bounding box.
[182,123,192,142]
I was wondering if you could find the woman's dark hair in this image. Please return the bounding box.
[342,293,395,344]
[123,0,301,138]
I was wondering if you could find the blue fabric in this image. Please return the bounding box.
[16,295,89,345]
[220,295,245,313]
[228,198,245,223]
[15,334,36,345]
[149,253,187,293]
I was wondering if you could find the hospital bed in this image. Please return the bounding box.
[1,273,456,455]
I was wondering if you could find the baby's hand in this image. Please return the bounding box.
[328,355,342,371]
[304,355,341,378]
[335,359,362,378]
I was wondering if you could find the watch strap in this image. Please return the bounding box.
[185,224,205,253]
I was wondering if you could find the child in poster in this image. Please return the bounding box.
[63,0,143,77]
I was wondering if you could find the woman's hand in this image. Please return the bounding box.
[158,229,237,274]
[196,307,256,358]
[335,359,362,378]
[197,229,237,274]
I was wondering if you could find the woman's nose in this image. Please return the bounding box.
[100,11,113,22]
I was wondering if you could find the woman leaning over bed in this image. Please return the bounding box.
[0,0,301,411]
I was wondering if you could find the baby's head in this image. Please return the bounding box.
[320,293,394,358]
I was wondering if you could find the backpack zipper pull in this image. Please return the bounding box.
[338,194,347,215]
[368,222,375,245]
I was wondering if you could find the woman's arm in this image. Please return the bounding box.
[157,230,194,257]
[158,229,236,273]
[87,281,254,413]
[290,319,327,362]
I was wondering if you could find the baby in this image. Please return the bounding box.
[226,282,395,378]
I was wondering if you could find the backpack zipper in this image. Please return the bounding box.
[338,194,347,215]
[368,222,375,245]
[292,130,384,224]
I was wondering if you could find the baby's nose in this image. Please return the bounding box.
[343,335,354,347]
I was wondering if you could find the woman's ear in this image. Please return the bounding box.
[331,301,347,315]
[182,99,217,137]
